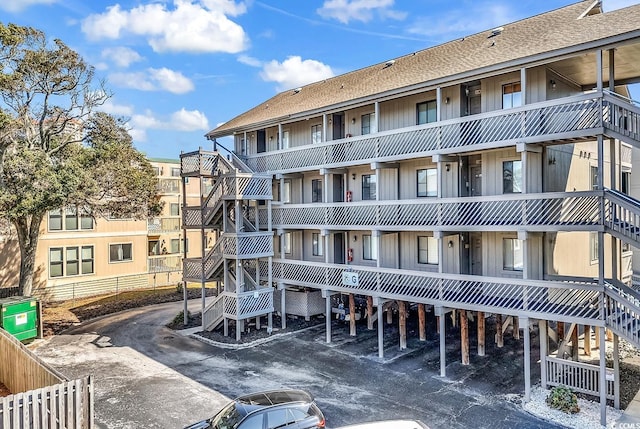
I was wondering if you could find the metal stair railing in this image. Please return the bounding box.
[603,90,640,147]
[604,281,640,348]
[604,189,640,247]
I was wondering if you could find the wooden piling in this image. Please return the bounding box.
[557,321,565,340]
[513,316,520,340]
[584,325,591,356]
[367,296,374,330]
[477,311,485,356]
[461,310,469,365]
[436,316,440,334]
[387,303,393,324]
[349,293,356,337]
[496,314,504,348]
[571,324,579,360]
[399,301,407,350]
[418,304,426,341]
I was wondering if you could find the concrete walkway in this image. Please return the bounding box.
[620,388,640,423]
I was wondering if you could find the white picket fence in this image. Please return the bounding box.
[545,356,615,400]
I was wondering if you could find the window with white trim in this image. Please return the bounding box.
[590,232,599,263]
[417,100,437,125]
[363,235,378,260]
[361,113,375,135]
[312,233,323,256]
[283,232,292,254]
[312,179,322,203]
[110,243,133,263]
[418,236,438,264]
[503,160,522,194]
[49,245,94,278]
[362,174,377,200]
[503,238,523,271]
[311,124,322,144]
[502,82,522,109]
[417,168,437,197]
[49,207,94,231]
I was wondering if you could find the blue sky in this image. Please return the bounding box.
[1,0,638,159]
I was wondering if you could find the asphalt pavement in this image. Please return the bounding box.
[33,300,561,429]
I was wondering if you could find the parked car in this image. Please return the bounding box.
[334,420,429,429]
[184,389,326,429]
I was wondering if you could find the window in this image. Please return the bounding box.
[418,236,438,265]
[283,232,291,254]
[110,243,132,263]
[590,232,599,263]
[49,207,93,231]
[503,160,522,194]
[282,180,291,203]
[312,233,323,256]
[361,113,375,135]
[503,238,523,271]
[152,166,160,176]
[312,179,322,203]
[417,100,437,125]
[502,82,522,109]
[171,167,180,177]
[311,124,322,144]
[417,168,437,197]
[49,245,94,278]
[170,203,180,216]
[591,166,599,190]
[281,130,290,149]
[622,171,631,195]
[362,174,377,200]
[171,239,180,254]
[363,234,378,260]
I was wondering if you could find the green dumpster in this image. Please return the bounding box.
[0,296,38,342]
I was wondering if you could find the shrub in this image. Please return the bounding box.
[169,310,190,328]
[176,281,184,294]
[546,386,580,414]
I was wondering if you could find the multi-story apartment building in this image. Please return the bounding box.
[183,1,640,423]
[0,158,201,300]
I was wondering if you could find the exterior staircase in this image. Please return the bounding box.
[180,150,274,335]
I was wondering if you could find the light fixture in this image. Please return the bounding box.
[351,118,356,124]
[353,236,357,242]
[444,97,450,104]
[269,136,273,141]
[352,173,356,180]
[448,240,454,248]
[445,163,450,172]
[465,87,470,96]
[550,79,557,91]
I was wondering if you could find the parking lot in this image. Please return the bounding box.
[33,300,558,428]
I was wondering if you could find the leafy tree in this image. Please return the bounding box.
[0,23,161,296]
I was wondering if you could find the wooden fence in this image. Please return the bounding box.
[545,356,615,400]
[0,328,94,428]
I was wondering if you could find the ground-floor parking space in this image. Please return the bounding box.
[33,301,559,428]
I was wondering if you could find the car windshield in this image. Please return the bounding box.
[208,402,244,429]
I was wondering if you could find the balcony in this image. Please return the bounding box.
[259,191,602,232]
[259,259,602,324]
[157,178,180,194]
[148,217,181,233]
[243,91,640,174]
[148,255,182,273]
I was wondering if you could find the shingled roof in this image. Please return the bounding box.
[207,1,640,138]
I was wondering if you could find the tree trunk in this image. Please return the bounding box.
[15,213,44,296]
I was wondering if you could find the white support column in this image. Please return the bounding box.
[323,171,330,203]
[279,177,285,203]
[323,231,329,264]
[325,291,332,343]
[539,320,547,389]
[523,317,531,402]
[374,101,380,133]
[322,114,328,143]
[377,301,384,358]
[375,230,381,269]
[520,67,527,106]
[280,283,286,329]
[599,326,607,426]
[268,255,273,334]
[436,87,442,122]
[596,49,603,93]
[375,167,381,202]
[614,333,620,409]
[435,231,444,274]
[278,123,283,150]
[439,307,446,377]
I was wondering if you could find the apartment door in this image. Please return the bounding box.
[333,174,344,202]
[462,83,481,144]
[334,233,345,264]
[333,114,344,139]
[470,165,482,196]
[470,232,483,275]
[256,130,266,153]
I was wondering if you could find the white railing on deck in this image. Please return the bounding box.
[604,284,640,347]
[260,259,602,323]
[604,189,640,247]
[262,191,601,230]
[203,288,274,329]
[545,356,614,400]
[245,93,608,174]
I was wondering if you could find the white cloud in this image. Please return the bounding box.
[317,0,406,24]
[238,55,263,67]
[98,99,134,116]
[101,47,143,68]
[260,56,334,92]
[129,108,210,141]
[406,3,514,39]
[0,0,56,12]
[109,68,194,94]
[81,0,249,54]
